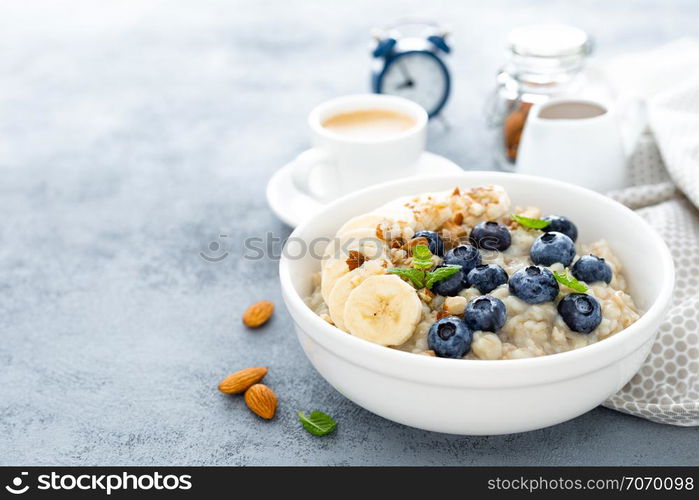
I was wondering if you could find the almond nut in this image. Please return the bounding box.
[244,384,277,419]
[218,367,267,394]
[375,224,384,241]
[242,301,274,328]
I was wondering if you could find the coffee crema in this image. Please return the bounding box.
[321,109,416,140]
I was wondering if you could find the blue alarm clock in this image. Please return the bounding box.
[372,22,451,118]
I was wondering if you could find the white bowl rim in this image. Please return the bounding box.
[279,172,674,383]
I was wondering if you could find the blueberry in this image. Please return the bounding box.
[414,230,444,256]
[543,215,578,242]
[470,221,511,251]
[509,266,559,303]
[572,254,613,284]
[557,293,602,333]
[428,316,473,358]
[530,231,576,267]
[464,295,507,332]
[467,264,508,294]
[430,265,467,296]
[443,244,482,277]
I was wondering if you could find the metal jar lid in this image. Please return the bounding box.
[506,24,592,78]
[508,24,591,58]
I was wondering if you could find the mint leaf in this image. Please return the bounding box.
[298,410,337,436]
[554,270,588,293]
[511,214,551,230]
[425,265,462,289]
[412,244,434,270]
[388,267,425,289]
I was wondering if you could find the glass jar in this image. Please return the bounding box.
[488,25,600,170]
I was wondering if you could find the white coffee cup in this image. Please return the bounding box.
[291,94,428,200]
[516,98,645,193]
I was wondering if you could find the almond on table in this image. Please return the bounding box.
[242,300,274,328]
[218,367,268,395]
[244,384,277,420]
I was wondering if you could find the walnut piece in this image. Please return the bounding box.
[346,250,366,271]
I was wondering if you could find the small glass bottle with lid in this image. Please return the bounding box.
[488,25,602,170]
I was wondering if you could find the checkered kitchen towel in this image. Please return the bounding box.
[601,41,699,426]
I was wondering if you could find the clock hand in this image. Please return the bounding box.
[395,60,415,89]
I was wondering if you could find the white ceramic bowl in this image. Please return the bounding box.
[279,172,674,435]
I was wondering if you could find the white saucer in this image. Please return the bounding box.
[266,151,463,227]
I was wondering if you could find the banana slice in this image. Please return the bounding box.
[410,190,453,229]
[369,199,419,241]
[372,197,416,224]
[321,257,351,303]
[336,214,386,239]
[327,259,388,331]
[320,239,336,271]
[320,227,389,302]
[344,274,422,346]
[321,227,383,269]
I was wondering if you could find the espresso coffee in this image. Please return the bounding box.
[322,109,416,140]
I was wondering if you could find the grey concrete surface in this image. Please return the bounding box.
[1,0,697,465]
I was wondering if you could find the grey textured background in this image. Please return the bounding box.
[1,0,697,465]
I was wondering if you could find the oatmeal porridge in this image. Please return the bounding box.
[304,185,641,360]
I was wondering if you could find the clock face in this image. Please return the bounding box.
[379,51,449,116]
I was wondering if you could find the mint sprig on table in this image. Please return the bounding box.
[298,410,337,436]
[554,270,589,293]
[511,213,551,230]
[387,244,461,290]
